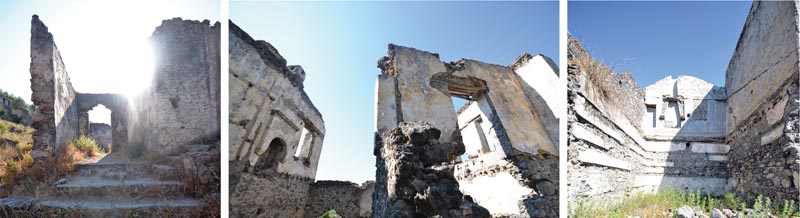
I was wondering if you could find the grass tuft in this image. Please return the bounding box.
[570,190,800,218]
[71,135,104,157]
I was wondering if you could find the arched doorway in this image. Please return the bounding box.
[87,105,112,152]
[257,138,286,172]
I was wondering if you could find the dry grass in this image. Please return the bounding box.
[71,135,104,157]
[571,189,799,218]
[0,120,35,195]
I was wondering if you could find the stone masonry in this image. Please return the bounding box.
[568,0,800,207]
[228,20,327,218]
[3,15,222,217]
[127,18,221,154]
[375,121,490,218]
[374,44,561,217]
[89,123,111,152]
[306,181,375,218]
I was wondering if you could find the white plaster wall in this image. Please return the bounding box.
[458,172,534,215]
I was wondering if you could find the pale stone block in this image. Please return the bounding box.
[643,161,674,167]
[708,155,728,161]
[761,126,784,145]
[572,124,608,149]
[578,149,631,170]
[691,143,730,153]
[642,141,686,152]
[767,98,788,125]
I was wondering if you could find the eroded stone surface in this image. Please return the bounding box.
[375,122,490,218]
[568,0,800,208]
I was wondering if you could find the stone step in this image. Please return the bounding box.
[36,198,204,218]
[53,177,185,200]
[152,164,179,180]
[72,163,148,180]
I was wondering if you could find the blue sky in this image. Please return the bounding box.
[0,0,218,123]
[569,1,751,87]
[231,1,558,183]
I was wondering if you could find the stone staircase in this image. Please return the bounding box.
[0,153,207,217]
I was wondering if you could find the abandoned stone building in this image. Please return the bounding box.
[373,44,561,217]
[568,0,800,208]
[228,19,561,217]
[228,20,377,218]
[0,15,220,217]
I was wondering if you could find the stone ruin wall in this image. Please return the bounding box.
[127,18,221,154]
[228,20,326,217]
[306,181,375,218]
[29,16,221,157]
[89,123,111,152]
[724,1,800,203]
[29,15,80,153]
[567,34,652,203]
[373,44,560,217]
[567,35,733,205]
[568,0,800,206]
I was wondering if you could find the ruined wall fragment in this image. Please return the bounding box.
[228,20,325,217]
[725,1,800,202]
[374,122,490,218]
[374,44,560,217]
[77,93,128,151]
[128,18,221,154]
[568,35,732,206]
[89,123,111,151]
[29,15,80,154]
[306,181,375,218]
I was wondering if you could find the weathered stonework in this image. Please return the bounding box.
[568,0,800,208]
[725,1,800,203]
[375,122,490,218]
[12,15,221,217]
[89,123,111,151]
[29,15,79,154]
[306,181,375,218]
[228,20,327,217]
[127,18,221,154]
[374,45,561,217]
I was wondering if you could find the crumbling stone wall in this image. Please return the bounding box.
[568,34,652,203]
[306,181,375,218]
[228,20,326,217]
[568,0,800,207]
[128,18,221,154]
[29,15,80,154]
[77,93,128,151]
[89,123,111,151]
[374,122,490,218]
[725,1,800,203]
[568,34,731,206]
[230,173,311,217]
[374,45,560,217]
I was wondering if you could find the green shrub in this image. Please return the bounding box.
[20,152,33,169]
[15,142,32,154]
[3,160,19,184]
[72,135,103,156]
[753,195,763,212]
[22,177,35,196]
[0,122,7,135]
[126,141,144,159]
[318,210,342,218]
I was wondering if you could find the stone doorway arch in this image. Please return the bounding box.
[258,138,287,172]
[77,93,128,152]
